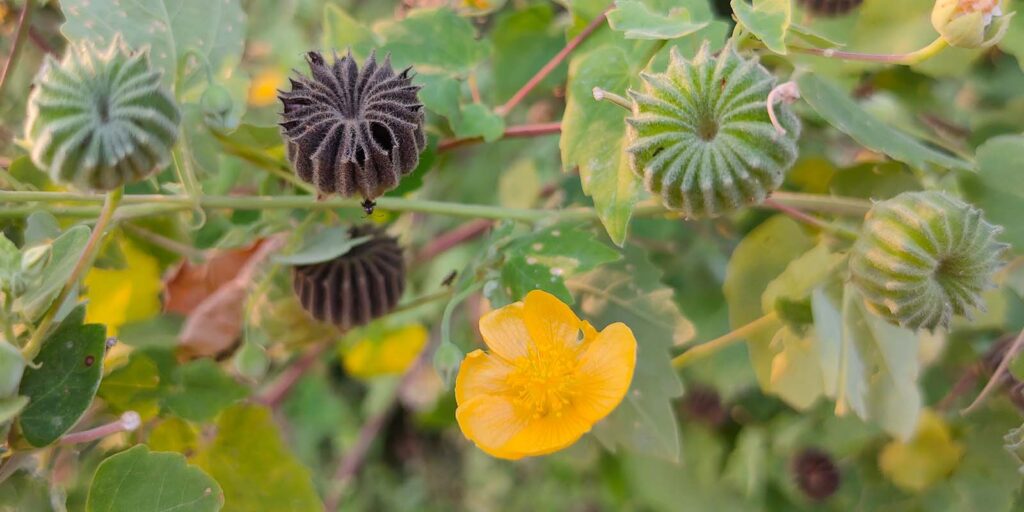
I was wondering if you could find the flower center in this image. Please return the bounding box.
[505,345,580,419]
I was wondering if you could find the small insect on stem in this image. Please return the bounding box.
[361,198,377,217]
[441,270,458,287]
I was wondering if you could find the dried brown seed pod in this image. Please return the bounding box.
[792,448,841,501]
[291,225,406,330]
[278,51,426,201]
[796,0,863,17]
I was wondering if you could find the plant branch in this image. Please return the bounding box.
[414,219,493,263]
[495,4,612,116]
[788,37,948,66]
[762,198,859,240]
[21,187,124,360]
[257,341,331,408]
[122,223,207,262]
[437,122,562,153]
[0,0,33,97]
[59,412,141,445]
[768,191,872,216]
[962,327,1024,414]
[672,312,780,368]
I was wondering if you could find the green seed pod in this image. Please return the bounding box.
[626,43,800,219]
[200,83,235,132]
[849,191,1007,331]
[24,36,181,191]
[931,0,1011,48]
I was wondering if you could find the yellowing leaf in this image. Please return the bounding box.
[84,240,162,336]
[879,410,964,492]
[343,324,428,379]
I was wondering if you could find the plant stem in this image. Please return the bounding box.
[495,4,612,116]
[59,411,141,445]
[21,188,124,360]
[122,223,207,261]
[437,122,562,153]
[592,87,632,111]
[414,219,493,263]
[257,342,331,409]
[789,37,948,66]
[672,312,780,368]
[762,198,859,240]
[0,0,33,97]
[962,327,1024,414]
[768,191,872,216]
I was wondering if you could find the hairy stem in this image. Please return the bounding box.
[672,312,780,368]
[60,412,141,445]
[0,0,33,97]
[762,198,860,240]
[437,122,562,153]
[592,87,633,111]
[962,327,1024,414]
[21,187,124,360]
[789,37,948,66]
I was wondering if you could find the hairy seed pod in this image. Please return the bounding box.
[279,51,426,201]
[24,36,180,191]
[796,0,863,17]
[792,448,840,501]
[291,225,406,330]
[626,43,800,219]
[849,191,1007,331]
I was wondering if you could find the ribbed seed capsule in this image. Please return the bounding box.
[849,191,1007,331]
[626,43,800,219]
[291,225,406,330]
[24,36,180,191]
[796,0,863,17]
[279,51,426,201]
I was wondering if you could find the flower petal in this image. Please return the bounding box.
[500,409,593,457]
[572,322,637,423]
[523,290,583,350]
[478,301,530,360]
[455,395,530,460]
[455,349,515,405]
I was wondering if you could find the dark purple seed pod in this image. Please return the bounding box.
[278,51,426,201]
[680,385,727,427]
[291,225,406,330]
[792,448,841,501]
[796,0,863,17]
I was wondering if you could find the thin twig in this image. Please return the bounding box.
[437,122,562,153]
[59,412,141,445]
[495,4,612,116]
[257,341,331,408]
[936,364,981,413]
[27,26,55,55]
[672,312,780,368]
[962,327,1024,414]
[0,0,33,96]
[762,198,859,240]
[122,223,207,262]
[414,219,493,263]
[788,37,948,66]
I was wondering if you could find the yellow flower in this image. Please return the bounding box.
[878,409,964,492]
[84,240,162,336]
[455,290,637,460]
[343,324,428,379]
[248,68,285,107]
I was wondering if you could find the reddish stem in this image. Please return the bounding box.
[437,122,562,153]
[60,412,141,445]
[415,219,493,263]
[257,342,331,408]
[494,5,612,116]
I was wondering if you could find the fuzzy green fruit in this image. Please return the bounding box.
[24,36,181,191]
[849,191,1007,331]
[626,43,800,219]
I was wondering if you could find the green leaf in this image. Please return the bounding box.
[59,0,247,96]
[500,254,574,304]
[0,396,29,425]
[731,0,791,54]
[24,211,60,246]
[16,225,89,322]
[839,284,922,440]
[194,404,321,512]
[504,223,622,274]
[571,246,694,461]
[765,326,826,409]
[0,234,18,284]
[0,341,25,397]
[162,359,248,422]
[378,8,490,74]
[0,469,58,512]
[99,353,163,420]
[960,135,1024,252]
[415,72,462,120]
[561,46,640,245]
[722,426,768,500]
[273,226,371,265]
[453,103,506,142]
[761,243,847,322]
[87,445,223,512]
[117,315,184,349]
[796,73,972,172]
[607,0,708,40]
[491,4,565,100]
[321,4,378,58]
[723,216,812,387]
[18,305,105,447]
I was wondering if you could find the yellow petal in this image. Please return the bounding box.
[456,395,530,460]
[500,410,593,458]
[523,290,582,350]
[573,323,637,423]
[454,349,514,405]
[478,301,530,360]
[343,324,428,379]
[248,68,284,107]
[84,240,162,335]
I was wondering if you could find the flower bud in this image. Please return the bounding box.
[931,0,1012,48]
[20,244,50,278]
[200,83,235,132]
